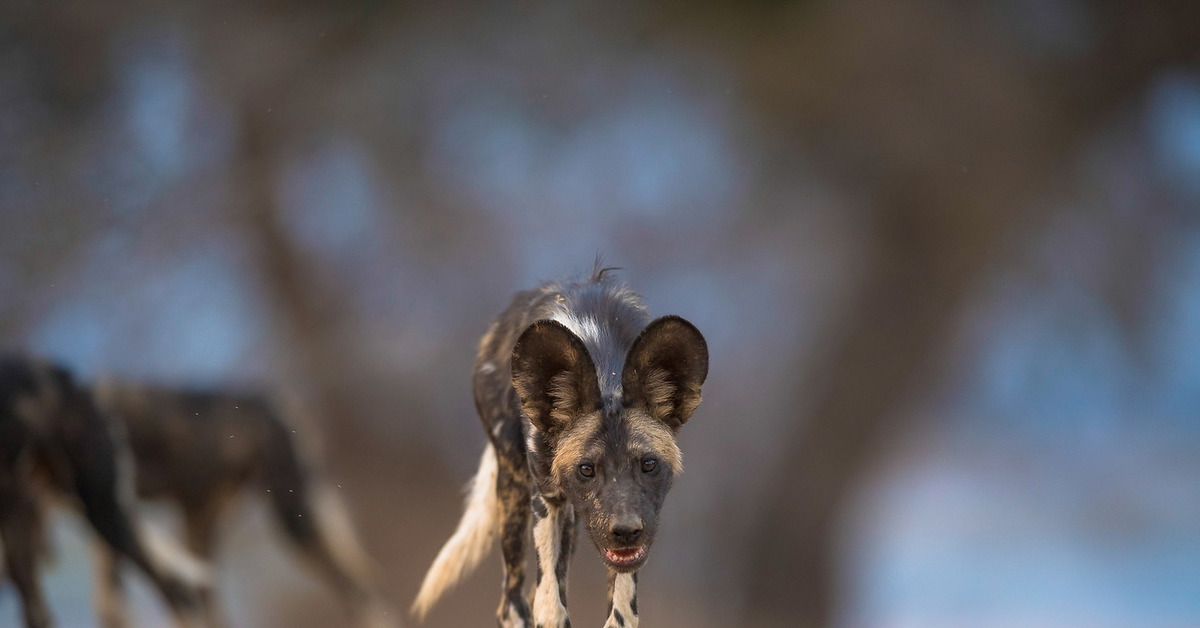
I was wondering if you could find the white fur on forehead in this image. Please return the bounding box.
[549,309,604,347]
[548,308,620,393]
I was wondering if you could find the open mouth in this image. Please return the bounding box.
[603,546,648,568]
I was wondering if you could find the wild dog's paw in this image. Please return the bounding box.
[498,599,531,628]
[498,616,528,628]
[531,588,570,628]
[600,609,638,628]
[603,607,638,628]
[498,612,528,628]
[530,606,570,628]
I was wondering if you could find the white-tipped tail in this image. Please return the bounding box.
[411,444,499,621]
[139,519,212,590]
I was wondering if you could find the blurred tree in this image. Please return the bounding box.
[706,1,1200,625]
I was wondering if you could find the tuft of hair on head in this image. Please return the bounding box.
[590,253,622,283]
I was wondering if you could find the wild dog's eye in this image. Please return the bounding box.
[579,463,595,478]
[641,458,658,473]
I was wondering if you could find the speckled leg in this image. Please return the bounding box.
[496,452,532,628]
[530,494,572,628]
[604,571,637,628]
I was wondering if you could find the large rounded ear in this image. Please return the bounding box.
[511,320,601,435]
[622,315,708,431]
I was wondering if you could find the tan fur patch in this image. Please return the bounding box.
[549,411,602,478]
[676,386,703,424]
[624,408,683,474]
[475,321,501,362]
[640,367,703,428]
[641,367,676,420]
[547,371,581,427]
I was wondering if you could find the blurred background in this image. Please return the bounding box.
[3,1,1200,626]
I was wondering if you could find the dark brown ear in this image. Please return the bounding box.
[511,320,601,435]
[622,315,708,431]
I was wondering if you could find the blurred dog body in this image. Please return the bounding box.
[92,381,395,628]
[413,268,708,628]
[0,356,209,628]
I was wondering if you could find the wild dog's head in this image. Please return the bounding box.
[512,315,708,572]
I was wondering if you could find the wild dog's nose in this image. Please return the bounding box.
[610,516,643,545]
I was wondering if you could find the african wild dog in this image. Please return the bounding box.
[412,268,708,628]
[90,381,395,628]
[0,356,209,628]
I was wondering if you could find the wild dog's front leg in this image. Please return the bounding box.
[496,457,532,628]
[92,543,129,628]
[0,485,52,628]
[604,571,638,628]
[531,493,573,628]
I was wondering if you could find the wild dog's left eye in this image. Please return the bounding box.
[579,463,595,478]
[641,458,658,473]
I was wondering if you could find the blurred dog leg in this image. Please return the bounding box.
[0,481,51,628]
[91,542,129,628]
[179,492,233,628]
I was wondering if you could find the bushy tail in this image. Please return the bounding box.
[411,444,499,621]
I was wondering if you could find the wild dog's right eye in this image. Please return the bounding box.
[578,463,595,478]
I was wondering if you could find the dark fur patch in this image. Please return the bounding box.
[556,508,574,608]
[531,494,549,519]
[505,586,529,620]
